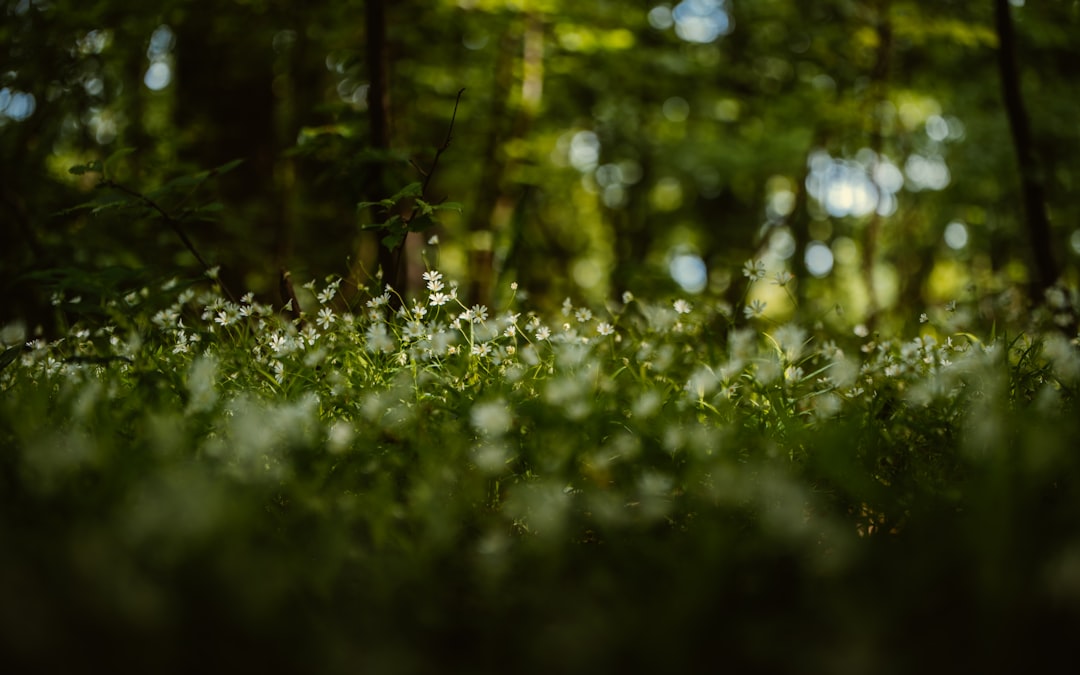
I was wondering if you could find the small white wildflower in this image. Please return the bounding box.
[920,313,928,324]
[366,292,390,308]
[423,269,442,283]
[205,265,220,280]
[742,259,766,281]
[535,325,551,341]
[471,342,492,356]
[241,291,255,304]
[316,307,336,330]
[854,324,870,338]
[317,286,336,305]
[471,399,513,436]
[428,235,439,245]
[575,307,593,323]
[510,281,519,291]
[744,299,766,319]
[470,305,488,324]
[1046,286,1068,309]
[429,292,449,306]
[562,297,574,316]
[772,270,794,287]
[597,322,614,336]
[622,291,634,304]
[673,299,692,314]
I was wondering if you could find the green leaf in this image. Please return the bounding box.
[0,346,20,374]
[358,199,393,212]
[389,182,423,202]
[68,160,102,176]
[361,214,402,231]
[381,232,405,249]
[407,214,435,232]
[212,158,245,175]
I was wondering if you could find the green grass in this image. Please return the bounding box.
[3,269,1080,674]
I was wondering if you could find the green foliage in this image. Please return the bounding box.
[359,181,463,249]
[3,265,1080,673]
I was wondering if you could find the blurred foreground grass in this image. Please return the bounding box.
[2,274,1080,674]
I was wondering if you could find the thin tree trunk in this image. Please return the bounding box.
[468,13,544,307]
[365,0,400,300]
[994,0,1057,297]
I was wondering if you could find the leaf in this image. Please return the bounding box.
[389,182,423,202]
[0,346,20,374]
[433,201,463,212]
[68,160,102,176]
[357,199,393,212]
[407,214,435,232]
[361,214,402,231]
[212,158,245,175]
[381,232,406,249]
[414,199,435,217]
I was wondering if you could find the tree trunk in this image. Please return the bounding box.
[365,0,401,301]
[993,0,1057,297]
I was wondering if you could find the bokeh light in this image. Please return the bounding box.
[944,221,969,250]
[0,88,36,121]
[670,253,708,293]
[805,241,834,277]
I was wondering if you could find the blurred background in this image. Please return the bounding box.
[2,0,1078,330]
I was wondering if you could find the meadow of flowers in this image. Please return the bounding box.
[3,261,1080,674]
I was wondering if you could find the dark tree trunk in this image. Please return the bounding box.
[994,0,1057,297]
[365,0,401,301]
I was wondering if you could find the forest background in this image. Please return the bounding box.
[2,0,1078,330]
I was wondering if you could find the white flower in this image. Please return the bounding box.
[215,309,235,327]
[429,292,450,307]
[596,322,614,336]
[469,305,488,324]
[317,285,337,305]
[742,259,766,281]
[470,399,513,436]
[428,235,439,245]
[241,291,255,304]
[744,299,766,319]
[366,292,390,308]
[205,265,220,280]
[423,270,444,292]
[535,325,551,341]
[673,299,692,314]
[575,307,593,323]
[854,324,870,338]
[772,270,794,287]
[316,307,336,329]
[471,342,492,356]
[622,291,634,304]
[920,313,928,323]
